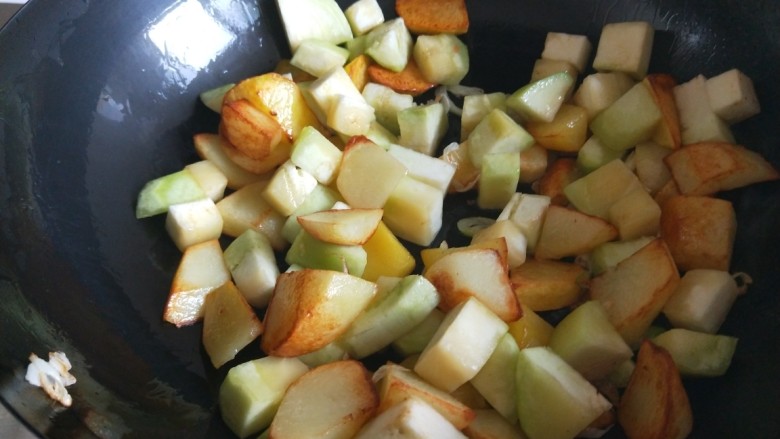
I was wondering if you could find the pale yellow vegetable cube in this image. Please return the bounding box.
[541,32,592,73]
[262,160,318,216]
[165,198,223,251]
[592,21,654,79]
[337,138,407,209]
[164,239,231,327]
[673,75,735,144]
[572,72,635,119]
[345,0,384,36]
[383,175,443,246]
[387,143,456,194]
[508,303,554,349]
[607,188,661,241]
[414,297,508,392]
[306,67,367,124]
[184,160,228,202]
[216,180,287,250]
[663,269,739,334]
[705,68,761,124]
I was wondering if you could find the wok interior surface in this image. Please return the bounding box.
[0,0,778,437]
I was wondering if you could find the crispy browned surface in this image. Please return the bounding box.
[645,73,682,149]
[534,157,580,205]
[220,99,283,160]
[377,364,476,429]
[510,258,585,311]
[270,360,379,439]
[665,141,780,195]
[660,195,737,271]
[217,125,290,174]
[535,205,618,260]
[202,282,263,368]
[367,57,436,96]
[589,238,680,346]
[424,248,521,322]
[262,270,376,357]
[396,0,469,34]
[618,341,693,439]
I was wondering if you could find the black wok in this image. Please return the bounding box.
[1,0,778,437]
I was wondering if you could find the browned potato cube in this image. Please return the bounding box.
[220,99,284,161]
[375,363,475,429]
[535,205,619,261]
[660,195,737,271]
[664,141,779,195]
[618,341,693,439]
[367,57,436,97]
[589,238,680,346]
[395,0,469,35]
[269,360,379,439]
[509,258,586,311]
[644,73,682,149]
[533,157,580,206]
[202,282,263,368]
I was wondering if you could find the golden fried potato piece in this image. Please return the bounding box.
[220,99,283,161]
[367,57,436,96]
[533,157,580,206]
[510,258,585,312]
[618,340,693,439]
[664,141,779,196]
[660,195,737,271]
[644,73,682,149]
[396,0,469,35]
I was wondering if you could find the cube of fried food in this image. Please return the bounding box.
[533,157,580,206]
[395,0,469,35]
[706,68,761,124]
[673,75,735,145]
[618,340,693,439]
[664,141,779,196]
[644,73,682,149]
[572,72,635,120]
[509,258,585,312]
[589,238,680,346]
[367,57,436,97]
[541,32,592,73]
[660,195,737,271]
[592,21,654,79]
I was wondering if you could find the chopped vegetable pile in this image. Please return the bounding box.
[134,0,778,438]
